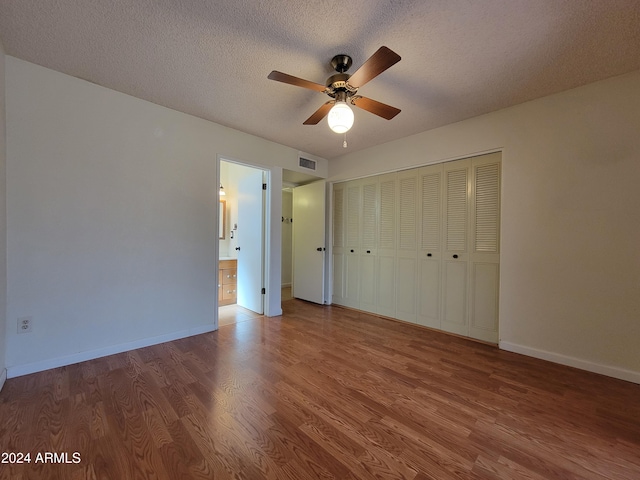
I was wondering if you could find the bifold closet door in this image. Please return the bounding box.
[343,181,361,308]
[331,152,500,343]
[468,153,501,343]
[440,158,471,336]
[332,183,346,305]
[359,178,378,313]
[395,170,419,323]
[376,173,397,317]
[417,163,443,329]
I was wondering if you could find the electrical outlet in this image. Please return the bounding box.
[17,316,32,334]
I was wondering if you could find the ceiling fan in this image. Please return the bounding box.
[268,46,401,134]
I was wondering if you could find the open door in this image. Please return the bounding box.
[237,169,265,314]
[292,180,326,304]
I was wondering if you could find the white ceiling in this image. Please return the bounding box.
[1,0,639,160]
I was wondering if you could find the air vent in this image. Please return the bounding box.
[298,157,317,170]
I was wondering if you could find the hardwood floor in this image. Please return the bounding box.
[1,300,639,479]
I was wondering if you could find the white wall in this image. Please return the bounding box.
[330,70,640,383]
[0,39,7,390]
[5,57,327,377]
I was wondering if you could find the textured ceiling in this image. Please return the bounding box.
[1,0,640,160]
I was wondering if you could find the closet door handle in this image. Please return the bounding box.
[366,250,371,254]
[427,253,432,257]
[350,249,354,253]
[235,247,240,251]
[453,254,459,259]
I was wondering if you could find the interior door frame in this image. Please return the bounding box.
[216,154,280,323]
[292,180,326,304]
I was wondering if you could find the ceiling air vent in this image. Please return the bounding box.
[298,157,317,171]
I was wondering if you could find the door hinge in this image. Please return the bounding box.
[262,183,267,190]
[261,287,266,294]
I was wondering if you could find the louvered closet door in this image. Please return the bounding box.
[376,173,397,317]
[331,153,500,342]
[441,159,471,336]
[332,182,346,305]
[395,169,419,323]
[343,181,362,308]
[359,178,378,312]
[468,153,501,343]
[417,164,443,329]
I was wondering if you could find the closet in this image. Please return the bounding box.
[332,152,501,343]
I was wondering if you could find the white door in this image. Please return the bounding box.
[440,159,471,336]
[331,183,346,305]
[359,178,378,312]
[417,163,443,329]
[237,169,265,314]
[292,180,326,304]
[395,171,419,323]
[468,153,501,343]
[375,173,397,318]
[343,182,361,308]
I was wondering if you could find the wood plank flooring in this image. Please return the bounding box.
[1,299,639,479]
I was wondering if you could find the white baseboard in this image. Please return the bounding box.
[7,324,217,379]
[0,368,6,392]
[500,341,640,385]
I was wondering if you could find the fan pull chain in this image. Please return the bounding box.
[343,133,348,148]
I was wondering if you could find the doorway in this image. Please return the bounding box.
[218,159,267,326]
[281,186,294,302]
[282,169,327,305]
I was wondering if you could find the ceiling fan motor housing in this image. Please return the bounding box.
[327,55,358,98]
[326,73,356,97]
[331,54,352,73]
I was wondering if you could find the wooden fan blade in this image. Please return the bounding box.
[303,101,334,125]
[268,71,327,92]
[347,46,401,88]
[351,96,401,120]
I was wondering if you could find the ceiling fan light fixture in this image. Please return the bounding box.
[268,46,401,130]
[327,101,354,134]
